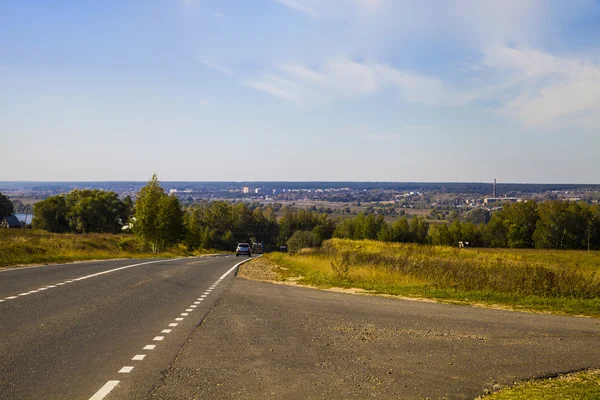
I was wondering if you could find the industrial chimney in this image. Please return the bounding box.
[493,179,497,198]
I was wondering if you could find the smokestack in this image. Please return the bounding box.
[493,179,497,198]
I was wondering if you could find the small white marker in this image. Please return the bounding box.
[194,302,200,304]
[175,317,184,321]
[190,305,197,308]
[181,313,189,316]
[161,329,171,333]
[132,355,146,361]
[169,323,178,327]
[143,345,156,350]
[185,309,193,312]
[153,336,164,341]
[201,295,207,298]
[118,366,134,373]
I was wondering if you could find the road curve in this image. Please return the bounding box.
[0,255,250,400]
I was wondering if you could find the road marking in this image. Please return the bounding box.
[88,380,119,400]
[118,366,134,373]
[0,300,4,303]
[143,345,156,350]
[1,258,191,306]
[153,336,164,341]
[190,305,197,308]
[180,313,189,316]
[56,283,66,285]
[194,301,200,304]
[175,317,184,321]
[169,323,178,327]
[5,296,17,300]
[185,308,193,312]
[201,295,207,298]
[132,355,146,361]
[161,329,171,333]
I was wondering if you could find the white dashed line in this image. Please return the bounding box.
[180,313,189,316]
[89,380,120,400]
[87,256,257,400]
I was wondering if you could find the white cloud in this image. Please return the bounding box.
[247,47,600,129]
[196,57,233,76]
[247,58,468,107]
[199,100,209,106]
[480,47,600,127]
[273,0,383,18]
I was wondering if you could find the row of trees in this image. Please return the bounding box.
[26,175,600,252]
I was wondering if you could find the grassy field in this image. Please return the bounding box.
[0,229,207,268]
[483,369,600,400]
[266,238,600,317]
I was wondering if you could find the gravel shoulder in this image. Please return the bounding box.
[149,262,600,399]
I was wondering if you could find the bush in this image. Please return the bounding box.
[287,230,322,254]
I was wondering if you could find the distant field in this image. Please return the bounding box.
[267,239,600,317]
[0,230,207,269]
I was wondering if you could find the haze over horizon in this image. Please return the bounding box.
[2,1,600,183]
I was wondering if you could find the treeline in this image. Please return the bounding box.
[332,201,600,250]
[24,176,600,252]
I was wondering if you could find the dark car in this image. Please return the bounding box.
[236,243,252,257]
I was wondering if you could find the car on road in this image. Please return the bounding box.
[236,243,252,257]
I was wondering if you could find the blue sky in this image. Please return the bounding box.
[1,0,600,183]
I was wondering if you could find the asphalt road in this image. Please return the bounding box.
[150,278,600,400]
[0,255,250,400]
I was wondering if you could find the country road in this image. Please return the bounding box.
[0,255,249,400]
[3,257,600,399]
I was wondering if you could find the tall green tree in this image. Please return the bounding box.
[134,174,184,253]
[0,192,14,218]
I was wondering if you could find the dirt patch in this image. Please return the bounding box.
[237,257,280,281]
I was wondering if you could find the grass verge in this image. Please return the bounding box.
[264,239,600,317]
[0,230,212,268]
[482,369,600,400]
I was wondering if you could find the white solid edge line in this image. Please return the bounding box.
[88,380,120,400]
[218,255,259,281]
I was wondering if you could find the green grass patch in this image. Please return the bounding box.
[0,230,213,268]
[266,239,600,317]
[484,369,600,400]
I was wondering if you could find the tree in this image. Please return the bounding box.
[32,196,69,232]
[65,189,127,233]
[0,192,14,217]
[134,174,184,253]
[465,208,491,225]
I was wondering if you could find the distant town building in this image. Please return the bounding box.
[243,187,251,194]
[484,197,518,204]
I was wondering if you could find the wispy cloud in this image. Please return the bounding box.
[273,0,383,18]
[246,47,600,128]
[246,58,469,107]
[196,57,233,76]
[199,99,209,106]
[480,47,600,127]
